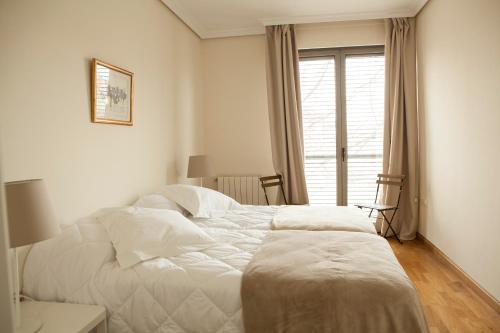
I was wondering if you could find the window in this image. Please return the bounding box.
[299,47,384,206]
[300,57,337,204]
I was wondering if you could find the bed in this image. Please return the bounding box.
[22,188,428,333]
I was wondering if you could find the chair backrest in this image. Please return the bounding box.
[259,175,288,205]
[374,173,405,208]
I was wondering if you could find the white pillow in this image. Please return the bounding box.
[97,207,216,268]
[133,194,187,215]
[160,184,242,218]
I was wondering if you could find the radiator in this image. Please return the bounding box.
[217,175,267,205]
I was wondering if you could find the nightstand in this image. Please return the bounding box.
[17,301,107,333]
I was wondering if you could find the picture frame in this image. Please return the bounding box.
[91,58,134,125]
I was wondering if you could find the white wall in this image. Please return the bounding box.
[296,20,385,49]
[201,20,385,186]
[0,0,203,224]
[202,35,274,180]
[0,146,14,333]
[417,0,500,300]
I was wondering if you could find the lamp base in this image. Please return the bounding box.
[17,317,42,333]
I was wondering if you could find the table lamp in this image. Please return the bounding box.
[187,155,215,187]
[5,179,60,331]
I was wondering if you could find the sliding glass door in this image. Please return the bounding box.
[299,47,385,206]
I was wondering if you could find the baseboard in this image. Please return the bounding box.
[416,233,500,314]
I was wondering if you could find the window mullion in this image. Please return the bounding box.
[340,51,349,206]
[335,52,345,206]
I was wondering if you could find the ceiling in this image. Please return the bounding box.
[161,0,428,39]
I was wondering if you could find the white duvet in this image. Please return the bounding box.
[23,206,276,333]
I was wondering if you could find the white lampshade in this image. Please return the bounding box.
[187,155,215,178]
[5,179,60,248]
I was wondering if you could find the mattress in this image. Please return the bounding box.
[23,206,277,333]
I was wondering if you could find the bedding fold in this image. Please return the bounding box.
[272,205,376,234]
[241,230,428,333]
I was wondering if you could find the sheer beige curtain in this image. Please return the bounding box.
[265,25,309,205]
[382,18,419,239]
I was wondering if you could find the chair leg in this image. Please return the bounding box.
[381,210,392,238]
[280,184,288,205]
[380,210,402,244]
[381,209,398,238]
[263,188,270,205]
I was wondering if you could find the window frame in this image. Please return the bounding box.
[299,46,385,205]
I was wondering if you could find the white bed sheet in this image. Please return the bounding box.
[23,206,276,333]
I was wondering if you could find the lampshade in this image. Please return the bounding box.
[187,155,215,178]
[5,179,60,248]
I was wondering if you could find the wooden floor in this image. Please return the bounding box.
[389,238,500,333]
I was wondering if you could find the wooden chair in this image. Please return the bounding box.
[259,175,287,205]
[355,174,405,244]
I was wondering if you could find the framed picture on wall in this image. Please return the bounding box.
[91,58,133,125]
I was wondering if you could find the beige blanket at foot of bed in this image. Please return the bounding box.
[241,231,429,333]
[272,205,376,234]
